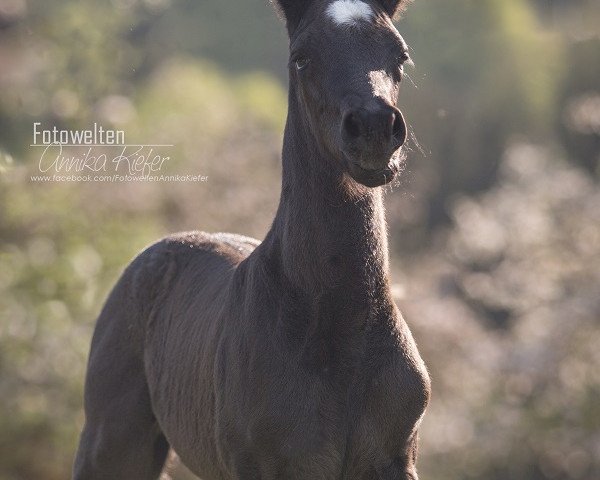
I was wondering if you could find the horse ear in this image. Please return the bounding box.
[271,0,315,33]
[376,0,412,19]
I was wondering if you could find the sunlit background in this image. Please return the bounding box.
[0,0,599,479]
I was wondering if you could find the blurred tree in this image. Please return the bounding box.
[125,0,288,78]
[0,175,159,480]
[0,0,143,155]
[530,0,600,38]
[401,143,600,480]
[395,0,564,236]
[556,38,600,176]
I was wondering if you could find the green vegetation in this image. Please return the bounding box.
[0,0,598,478]
[405,146,600,479]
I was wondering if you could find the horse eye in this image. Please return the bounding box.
[395,52,410,79]
[295,57,310,71]
[398,51,410,65]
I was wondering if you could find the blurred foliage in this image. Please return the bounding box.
[401,144,600,479]
[394,0,564,238]
[557,38,600,175]
[0,175,158,480]
[0,0,599,479]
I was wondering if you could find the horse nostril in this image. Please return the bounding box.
[343,108,406,148]
[392,110,407,147]
[343,112,362,140]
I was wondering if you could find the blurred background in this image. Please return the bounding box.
[0,0,599,478]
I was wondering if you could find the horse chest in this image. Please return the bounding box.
[215,320,427,479]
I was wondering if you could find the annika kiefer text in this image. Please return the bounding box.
[32,123,171,177]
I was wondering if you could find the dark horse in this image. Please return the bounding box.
[73,0,430,478]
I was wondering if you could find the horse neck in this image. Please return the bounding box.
[262,90,392,312]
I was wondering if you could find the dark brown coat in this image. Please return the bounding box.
[74,1,430,478]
